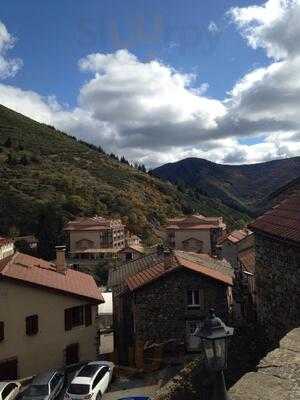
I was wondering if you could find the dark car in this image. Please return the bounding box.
[22,370,65,400]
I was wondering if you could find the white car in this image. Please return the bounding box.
[65,362,114,400]
[0,382,21,400]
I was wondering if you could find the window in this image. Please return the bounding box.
[65,306,87,330]
[0,321,4,341]
[187,289,201,307]
[92,367,109,389]
[2,383,17,400]
[50,374,61,391]
[26,315,38,336]
[68,384,90,395]
[28,385,49,396]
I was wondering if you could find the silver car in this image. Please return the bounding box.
[22,370,65,400]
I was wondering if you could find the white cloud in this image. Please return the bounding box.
[208,21,219,34]
[0,21,23,79]
[0,4,300,167]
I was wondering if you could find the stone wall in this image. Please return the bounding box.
[255,233,300,344]
[154,328,300,400]
[134,268,229,345]
[229,328,300,400]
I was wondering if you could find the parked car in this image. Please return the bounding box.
[22,370,65,400]
[64,361,114,400]
[0,382,21,400]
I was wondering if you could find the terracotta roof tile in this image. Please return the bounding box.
[0,252,103,303]
[219,229,252,244]
[249,193,300,243]
[126,251,233,291]
[64,215,124,231]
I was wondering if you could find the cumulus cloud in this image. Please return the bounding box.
[0,3,300,167]
[0,21,23,79]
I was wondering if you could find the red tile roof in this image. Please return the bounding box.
[165,215,225,230]
[0,236,13,246]
[126,251,233,291]
[64,216,124,231]
[249,193,300,243]
[238,248,255,274]
[0,252,103,304]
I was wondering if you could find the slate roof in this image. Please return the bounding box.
[249,193,300,244]
[0,252,104,303]
[126,250,233,292]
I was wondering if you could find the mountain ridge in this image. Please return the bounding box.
[152,156,300,215]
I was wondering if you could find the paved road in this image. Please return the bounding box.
[103,385,159,399]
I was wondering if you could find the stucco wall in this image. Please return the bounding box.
[0,279,99,378]
[173,230,211,254]
[255,233,300,344]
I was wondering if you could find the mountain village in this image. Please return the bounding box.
[0,188,299,399]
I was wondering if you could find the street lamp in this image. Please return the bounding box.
[194,309,234,400]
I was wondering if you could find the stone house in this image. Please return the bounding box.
[0,237,14,260]
[64,216,125,264]
[164,215,226,255]
[0,246,103,379]
[108,250,233,367]
[219,228,254,269]
[249,192,300,345]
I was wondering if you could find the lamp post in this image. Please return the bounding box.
[194,309,234,400]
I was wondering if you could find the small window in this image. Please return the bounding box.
[187,289,201,307]
[26,315,38,336]
[0,321,4,341]
[65,305,92,331]
[92,367,109,389]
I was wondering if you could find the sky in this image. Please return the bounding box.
[0,0,299,167]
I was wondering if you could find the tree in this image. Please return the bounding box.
[4,137,12,148]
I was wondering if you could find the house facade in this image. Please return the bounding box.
[249,192,300,345]
[0,237,14,260]
[165,215,226,255]
[109,250,233,367]
[64,216,125,264]
[0,247,103,379]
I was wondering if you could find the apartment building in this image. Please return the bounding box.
[165,214,226,255]
[64,216,125,263]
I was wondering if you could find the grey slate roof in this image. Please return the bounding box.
[108,252,164,288]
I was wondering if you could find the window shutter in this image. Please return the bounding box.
[0,321,4,341]
[85,304,92,327]
[65,309,72,331]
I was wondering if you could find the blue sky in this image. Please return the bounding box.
[0,0,299,166]
[1,0,267,104]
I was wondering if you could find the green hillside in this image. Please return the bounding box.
[0,105,249,259]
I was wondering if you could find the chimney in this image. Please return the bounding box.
[55,245,66,273]
[163,250,174,270]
